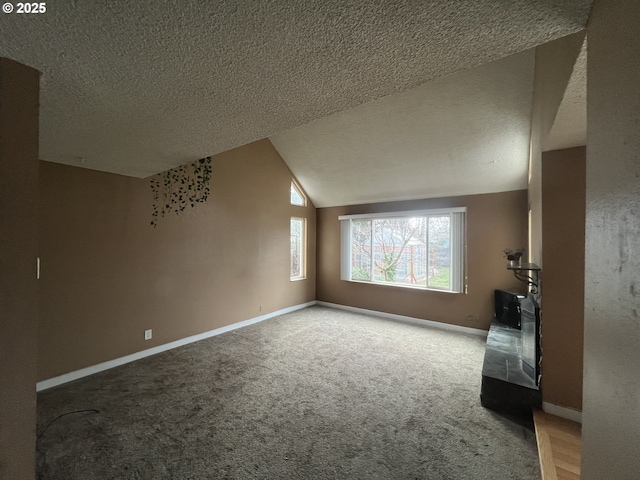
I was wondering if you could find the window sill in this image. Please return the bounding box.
[344,278,462,294]
[290,277,306,282]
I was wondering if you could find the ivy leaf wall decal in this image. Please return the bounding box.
[150,156,213,227]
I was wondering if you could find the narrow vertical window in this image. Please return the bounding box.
[290,217,305,280]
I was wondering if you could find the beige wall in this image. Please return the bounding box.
[583,1,640,478]
[0,59,39,480]
[528,32,585,267]
[39,139,315,380]
[317,191,527,330]
[541,147,585,411]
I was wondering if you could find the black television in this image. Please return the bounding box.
[494,289,525,329]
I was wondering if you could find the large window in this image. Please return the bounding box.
[339,208,465,293]
[290,217,306,280]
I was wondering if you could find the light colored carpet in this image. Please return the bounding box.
[37,306,540,479]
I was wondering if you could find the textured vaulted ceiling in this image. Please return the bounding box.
[1,1,591,198]
[544,39,588,152]
[271,51,535,207]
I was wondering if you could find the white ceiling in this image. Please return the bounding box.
[544,39,588,152]
[0,1,592,200]
[271,51,535,207]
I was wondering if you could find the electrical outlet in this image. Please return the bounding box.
[259,305,263,312]
[144,329,152,340]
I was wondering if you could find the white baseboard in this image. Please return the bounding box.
[543,402,582,423]
[37,300,486,391]
[315,301,488,337]
[36,301,316,392]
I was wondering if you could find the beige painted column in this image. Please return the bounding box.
[0,58,40,479]
[583,0,640,478]
[541,147,585,412]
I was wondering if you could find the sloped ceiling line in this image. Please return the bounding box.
[0,0,592,199]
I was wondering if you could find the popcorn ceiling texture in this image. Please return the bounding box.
[271,50,535,207]
[0,1,592,178]
[544,38,588,152]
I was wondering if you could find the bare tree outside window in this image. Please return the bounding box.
[351,220,372,280]
[372,217,425,284]
[349,214,454,289]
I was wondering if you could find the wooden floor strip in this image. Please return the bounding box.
[533,410,582,480]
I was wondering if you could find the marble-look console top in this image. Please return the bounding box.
[481,320,539,390]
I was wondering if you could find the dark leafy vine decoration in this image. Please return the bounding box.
[150,156,213,227]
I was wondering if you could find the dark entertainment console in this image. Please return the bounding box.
[480,294,542,415]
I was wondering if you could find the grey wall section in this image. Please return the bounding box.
[583,1,640,478]
[0,58,39,480]
[38,139,316,380]
[541,147,585,411]
[317,191,528,330]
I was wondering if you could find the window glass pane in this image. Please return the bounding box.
[351,220,372,280]
[371,217,426,286]
[290,182,305,206]
[427,215,451,289]
[290,218,304,279]
[340,208,464,293]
